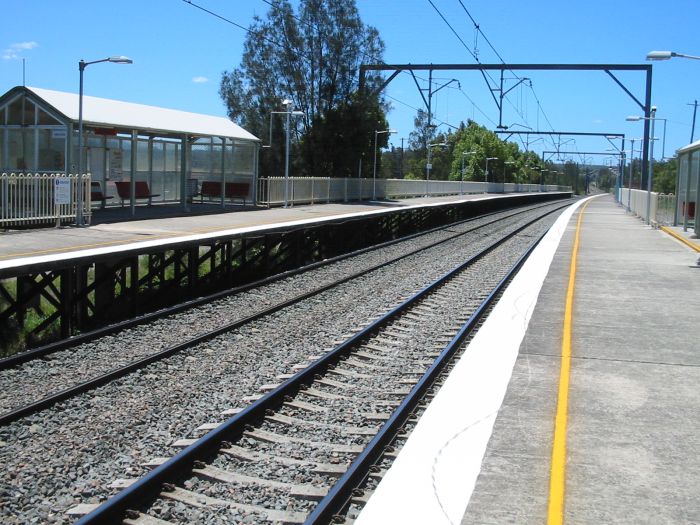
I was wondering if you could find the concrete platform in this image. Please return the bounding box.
[0,193,537,269]
[356,195,700,524]
[464,195,700,524]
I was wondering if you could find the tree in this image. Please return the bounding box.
[652,158,677,194]
[563,161,580,193]
[219,0,387,178]
[448,120,518,182]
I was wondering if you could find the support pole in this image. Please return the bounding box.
[640,69,652,219]
[181,134,189,212]
[645,107,656,225]
[76,62,86,226]
[130,130,137,217]
[220,137,226,208]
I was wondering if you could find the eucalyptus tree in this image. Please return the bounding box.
[220,0,388,178]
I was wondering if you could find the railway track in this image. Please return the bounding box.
[71,206,560,525]
[0,201,568,426]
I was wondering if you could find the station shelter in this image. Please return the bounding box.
[0,86,260,214]
[676,139,699,232]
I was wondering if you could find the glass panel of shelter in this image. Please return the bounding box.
[678,154,689,219]
[690,151,699,228]
[5,96,40,127]
[59,132,256,208]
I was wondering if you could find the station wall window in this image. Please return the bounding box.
[233,142,254,174]
[191,139,212,174]
[6,97,36,126]
[691,150,700,195]
[7,129,35,171]
[37,129,65,171]
[137,139,149,172]
[37,107,61,125]
[121,139,131,173]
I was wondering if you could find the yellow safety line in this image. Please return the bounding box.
[660,226,700,253]
[547,198,593,525]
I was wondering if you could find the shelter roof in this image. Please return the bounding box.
[677,138,700,154]
[3,86,259,142]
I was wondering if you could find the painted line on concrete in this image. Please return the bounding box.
[660,226,700,253]
[546,197,594,525]
[355,196,594,525]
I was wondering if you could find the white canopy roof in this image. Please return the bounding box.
[25,86,259,142]
[677,138,700,154]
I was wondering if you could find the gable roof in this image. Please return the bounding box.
[4,86,259,142]
[677,138,700,155]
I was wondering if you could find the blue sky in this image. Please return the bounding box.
[2,0,699,166]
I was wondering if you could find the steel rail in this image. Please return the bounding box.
[76,204,565,525]
[306,224,547,524]
[0,201,555,370]
[0,203,566,426]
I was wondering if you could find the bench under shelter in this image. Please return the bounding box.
[0,86,261,217]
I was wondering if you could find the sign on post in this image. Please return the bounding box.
[54,177,71,228]
[54,178,71,205]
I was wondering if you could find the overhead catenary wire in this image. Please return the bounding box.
[384,94,458,130]
[182,0,315,66]
[426,0,536,134]
[451,0,557,137]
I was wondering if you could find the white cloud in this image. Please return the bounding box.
[2,41,39,60]
[192,76,209,84]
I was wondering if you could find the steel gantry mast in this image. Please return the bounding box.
[359,62,653,194]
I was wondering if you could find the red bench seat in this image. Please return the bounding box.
[200,181,250,205]
[114,181,160,206]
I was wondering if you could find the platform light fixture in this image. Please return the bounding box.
[623,137,644,211]
[646,50,700,61]
[626,107,658,224]
[426,141,447,196]
[76,55,132,226]
[373,129,397,200]
[272,99,304,208]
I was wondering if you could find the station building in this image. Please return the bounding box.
[0,85,260,208]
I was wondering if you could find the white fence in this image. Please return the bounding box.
[258,177,567,206]
[618,187,676,225]
[0,173,91,228]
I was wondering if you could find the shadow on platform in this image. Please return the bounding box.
[88,202,259,226]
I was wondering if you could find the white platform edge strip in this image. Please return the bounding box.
[355,197,593,525]
[0,194,505,271]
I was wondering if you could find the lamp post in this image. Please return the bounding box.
[484,157,498,191]
[373,129,397,200]
[540,169,549,188]
[647,50,700,61]
[272,100,304,208]
[76,55,132,226]
[627,108,657,224]
[624,138,643,211]
[426,141,447,196]
[502,160,515,192]
[460,151,477,194]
